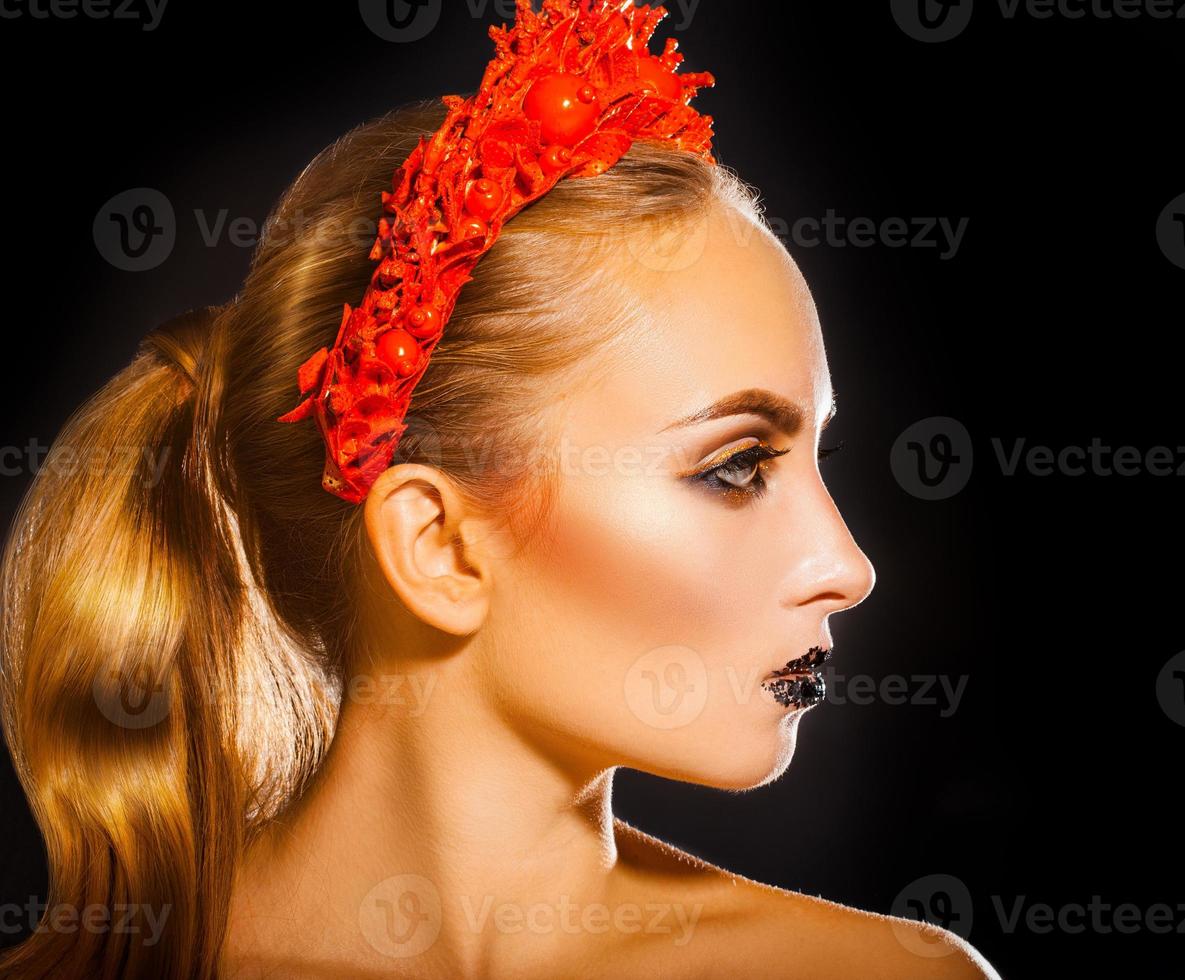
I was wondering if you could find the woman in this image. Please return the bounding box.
[0,2,1001,977]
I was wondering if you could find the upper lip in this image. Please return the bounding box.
[765,645,832,681]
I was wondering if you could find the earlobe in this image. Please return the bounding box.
[362,465,490,636]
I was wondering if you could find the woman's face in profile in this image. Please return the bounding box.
[480,204,877,790]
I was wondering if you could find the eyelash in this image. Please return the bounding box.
[697,441,845,500]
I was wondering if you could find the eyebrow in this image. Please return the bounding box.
[658,387,836,436]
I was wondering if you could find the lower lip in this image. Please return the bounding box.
[761,669,827,710]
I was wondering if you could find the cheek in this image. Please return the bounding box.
[497,469,797,787]
[524,468,777,657]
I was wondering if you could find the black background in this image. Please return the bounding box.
[1,1,1181,977]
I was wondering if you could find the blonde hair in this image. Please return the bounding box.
[0,98,765,978]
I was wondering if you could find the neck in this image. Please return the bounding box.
[241,654,621,974]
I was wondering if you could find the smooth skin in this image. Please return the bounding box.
[225,206,1002,979]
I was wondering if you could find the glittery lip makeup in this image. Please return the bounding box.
[761,645,832,709]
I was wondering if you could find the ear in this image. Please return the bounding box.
[363,464,491,636]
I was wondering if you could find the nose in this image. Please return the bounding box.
[781,486,876,614]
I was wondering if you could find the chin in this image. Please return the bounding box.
[680,705,810,792]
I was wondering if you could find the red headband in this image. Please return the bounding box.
[277,0,717,503]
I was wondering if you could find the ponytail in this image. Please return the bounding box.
[3,307,260,978]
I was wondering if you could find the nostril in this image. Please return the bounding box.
[815,591,848,604]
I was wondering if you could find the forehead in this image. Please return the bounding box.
[579,205,833,439]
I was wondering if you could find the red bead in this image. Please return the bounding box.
[539,144,573,175]
[460,217,488,239]
[522,72,599,147]
[636,56,682,102]
[405,304,440,339]
[578,84,597,104]
[464,178,504,221]
[375,328,420,377]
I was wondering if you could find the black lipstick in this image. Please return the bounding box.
[761,645,832,709]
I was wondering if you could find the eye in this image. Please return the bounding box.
[696,442,790,500]
[694,441,845,502]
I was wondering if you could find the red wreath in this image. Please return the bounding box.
[278,0,716,503]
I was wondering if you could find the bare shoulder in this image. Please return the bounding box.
[610,818,1002,980]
